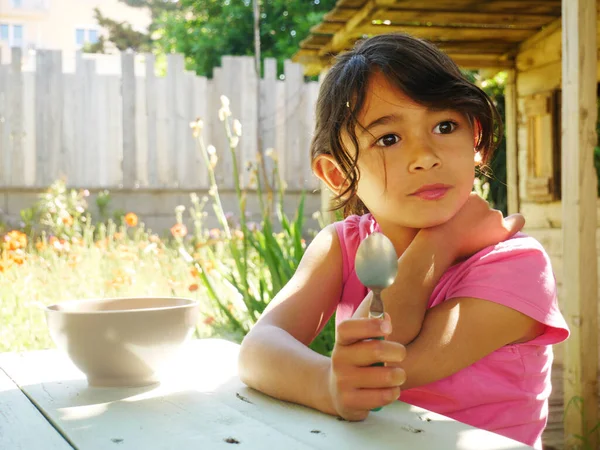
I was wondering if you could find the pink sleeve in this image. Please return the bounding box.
[446,235,570,346]
[333,220,351,282]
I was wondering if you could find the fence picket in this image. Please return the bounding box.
[0,51,320,193]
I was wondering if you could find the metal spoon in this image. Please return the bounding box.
[355,231,398,322]
[354,231,398,412]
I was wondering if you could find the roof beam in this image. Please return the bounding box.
[370,9,556,29]
[319,0,377,56]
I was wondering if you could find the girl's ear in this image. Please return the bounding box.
[312,154,350,195]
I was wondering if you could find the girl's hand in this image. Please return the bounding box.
[422,192,525,262]
[327,314,406,421]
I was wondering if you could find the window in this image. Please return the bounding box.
[76,28,85,47]
[75,28,99,47]
[12,25,23,47]
[88,29,98,44]
[0,24,24,48]
[12,0,23,8]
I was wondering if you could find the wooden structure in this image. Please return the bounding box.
[294,1,599,449]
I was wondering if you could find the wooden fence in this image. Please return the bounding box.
[0,48,321,192]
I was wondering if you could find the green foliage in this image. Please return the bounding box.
[564,395,600,450]
[463,70,508,215]
[86,7,154,53]
[157,0,336,77]
[184,100,335,356]
[95,0,336,77]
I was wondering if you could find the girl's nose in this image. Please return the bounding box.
[408,147,441,172]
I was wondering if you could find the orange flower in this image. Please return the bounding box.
[203,315,215,326]
[10,251,25,265]
[170,223,188,238]
[188,283,199,292]
[190,267,200,278]
[113,232,125,241]
[4,230,27,251]
[125,213,138,227]
[62,215,74,227]
[35,241,46,251]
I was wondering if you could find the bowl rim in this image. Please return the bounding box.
[44,296,199,315]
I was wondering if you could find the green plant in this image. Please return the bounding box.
[23,179,91,242]
[564,395,600,450]
[183,96,335,356]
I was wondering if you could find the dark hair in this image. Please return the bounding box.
[310,33,503,217]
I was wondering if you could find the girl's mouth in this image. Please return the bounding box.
[410,184,451,200]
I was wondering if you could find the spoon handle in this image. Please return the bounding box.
[368,289,385,411]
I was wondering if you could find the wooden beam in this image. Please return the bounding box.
[504,69,519,215]
[447,55,514,69]
[371,9,556,29]
[320,0,377,56]
[371,0,561,15]
[561,0,599,448]
[355,24,534,42]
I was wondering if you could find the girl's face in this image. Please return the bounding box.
[343,72,476,230]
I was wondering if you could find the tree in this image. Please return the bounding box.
[88,0,336,78]
[86,0,177,54]
[153,0,337,77]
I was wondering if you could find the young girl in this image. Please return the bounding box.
[238,33,569,449]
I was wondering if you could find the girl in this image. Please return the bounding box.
[238,33,569,449]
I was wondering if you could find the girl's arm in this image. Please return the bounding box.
[387,296,543,390]
[374,193,526,345]
[238,224,405,419]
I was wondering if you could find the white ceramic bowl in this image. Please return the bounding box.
[45,297,200,387]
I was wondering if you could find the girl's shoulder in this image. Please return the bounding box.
[437,232,569,346]
[333,214,377,281]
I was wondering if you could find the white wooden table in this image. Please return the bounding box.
[0,339,532,449]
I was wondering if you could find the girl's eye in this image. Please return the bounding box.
[375,134,400,147]
[433,121,457,134]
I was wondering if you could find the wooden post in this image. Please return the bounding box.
[504,69,519,215]
[561,0,598,447]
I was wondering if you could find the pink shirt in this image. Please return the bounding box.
[334,214,570,449]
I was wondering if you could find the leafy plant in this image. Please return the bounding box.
[564,395,600,450]
[182,96,335,355]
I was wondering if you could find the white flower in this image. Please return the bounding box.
[175,205,186,214]
[190,119,204,137]
[218,95,232,121]
[233,119,242,137]
[207,145,217,155]
[210,153,218,169]
[230,136,239,149]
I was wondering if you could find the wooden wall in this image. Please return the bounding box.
[515,19,600,450]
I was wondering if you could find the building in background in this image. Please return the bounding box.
[0,0,150,59]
